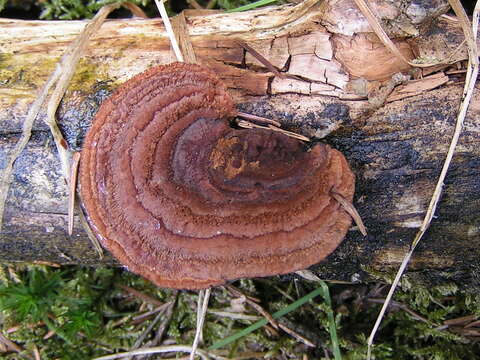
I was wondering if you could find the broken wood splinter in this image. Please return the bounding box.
[237,111,282,127]
[237,120,310,142]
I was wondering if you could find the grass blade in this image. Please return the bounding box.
[226,0,277,13]
[209,285,333,351]
[318,281,342,360]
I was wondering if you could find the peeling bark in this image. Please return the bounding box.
[0,0,479,290]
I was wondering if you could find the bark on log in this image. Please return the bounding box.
[1,0,479,290]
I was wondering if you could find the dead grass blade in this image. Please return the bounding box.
[366,1,479,358]
[330,191,367,236]
[46,3,127,179]
[33,345,41,360]
[190,289,211,360]
[366,298,435,325]
[93,345,213,360]
[209,310,260,321]
[68,152,81,236]
[77,205,104,258]
[141,297,177,351]
[0,66,56,230]
[155,0,184,62]
[125,302,172,360]
[187,0,203,10]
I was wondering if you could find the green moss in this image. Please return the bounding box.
[0,52,112,107]
[68,58,110,92]
[0,53,58,89]
[1,265,479,359]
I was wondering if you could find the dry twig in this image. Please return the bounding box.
[0,332,24,355]
[225,285,279,329]
[139,298,177,357]
[225,284,315,347]
[117,284,164,307]
[208,310,261,321]
[125,302,172,360]
[367,298,435,325]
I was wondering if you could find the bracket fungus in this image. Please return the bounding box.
[79,62,356,289]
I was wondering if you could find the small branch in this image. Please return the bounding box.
[237,40,285,78]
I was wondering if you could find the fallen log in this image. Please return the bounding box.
[0,0,479,290]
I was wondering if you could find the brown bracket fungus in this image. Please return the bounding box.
[79,62,356,290]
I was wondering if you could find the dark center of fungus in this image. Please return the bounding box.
[79,62,355,290]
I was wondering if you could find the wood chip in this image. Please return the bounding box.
[387,72,450,102]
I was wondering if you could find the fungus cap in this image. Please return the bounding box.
[79,62,355,289]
